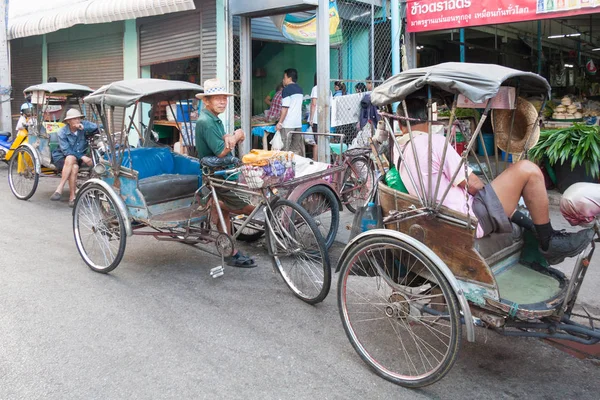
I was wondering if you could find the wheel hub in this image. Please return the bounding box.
[386,292,411,319]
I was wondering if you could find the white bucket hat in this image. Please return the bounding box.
[63,108,85,121]
[195,78,235,99]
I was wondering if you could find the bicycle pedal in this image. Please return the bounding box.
[210,266,224,278]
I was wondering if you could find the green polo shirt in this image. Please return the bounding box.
[195,108,226,159]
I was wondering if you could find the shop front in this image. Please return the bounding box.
[404,0,600,187]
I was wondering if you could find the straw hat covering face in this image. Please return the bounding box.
[195,78,234,98]
[492,97,540,154]
[63,108,85,121]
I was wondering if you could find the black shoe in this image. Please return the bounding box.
[539,229,595,265]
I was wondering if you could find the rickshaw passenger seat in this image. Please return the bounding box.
[474,223,524,262]
[49,132,59,153]
[122,147,201,205]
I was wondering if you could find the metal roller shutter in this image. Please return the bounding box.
[48,34,124,91]
[139,11,201,66]
[48,34,124,123]
[201,0,217,83]
[10,40,42,123]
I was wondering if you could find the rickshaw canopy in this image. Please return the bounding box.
[84,79,204,108]
[23,82,94,97]
[370,62,551,107]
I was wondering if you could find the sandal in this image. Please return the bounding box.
[68,200,75,208]
[50,192,61,201]
[225,252,257,269]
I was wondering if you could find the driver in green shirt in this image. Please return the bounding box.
[195,78,256,268]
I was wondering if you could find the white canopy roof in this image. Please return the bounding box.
[8,0,195,40]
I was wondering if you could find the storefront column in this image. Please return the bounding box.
[42,35,48,82]
[123,19,139,145]
[391,0,401,74]
[316,0,331,163]
[0,0,11,132]
[216,0,230,128]
[239,16,252,155]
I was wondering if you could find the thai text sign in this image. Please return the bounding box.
[407,0,600,33]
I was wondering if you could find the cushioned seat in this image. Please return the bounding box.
[138,174,200,205]
[122,147,201,205]
[474,223,523,261]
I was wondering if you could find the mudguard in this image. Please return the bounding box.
[75,179,133,237]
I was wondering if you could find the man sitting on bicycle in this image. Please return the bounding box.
[50,108,97,207]
[397,98,594,265]
[195,78,257,268]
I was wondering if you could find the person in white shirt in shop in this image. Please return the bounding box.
[276,68,305,156]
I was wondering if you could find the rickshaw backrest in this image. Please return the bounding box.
[123,147,175,179]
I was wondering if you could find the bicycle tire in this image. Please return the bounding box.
[265,199,331,304]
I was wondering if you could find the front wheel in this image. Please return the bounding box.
[337,235,462,388]
[342,156,375,213]
[265,199,331,304]
[297,185,339,249]
[8,146,39,200]
[73,184,127,273]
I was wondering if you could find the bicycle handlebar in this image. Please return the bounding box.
[214,167,241,176]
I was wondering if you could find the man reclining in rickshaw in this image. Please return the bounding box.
[195,78,257,268]
[50,108,98,207]
[397,98,594,265]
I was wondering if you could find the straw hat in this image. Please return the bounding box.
[195,78,234,98]
[492,97,540,154]
[63,108,85,121]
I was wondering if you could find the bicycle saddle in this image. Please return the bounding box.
[200,155,240,169]
[560,183,600,227]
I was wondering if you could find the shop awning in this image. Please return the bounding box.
[8,0,196,40]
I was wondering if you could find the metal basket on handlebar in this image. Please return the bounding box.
[240,151,295,189]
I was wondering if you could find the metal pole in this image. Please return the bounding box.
[460,28,465,62]
[370,0,374,83]
[0,0,11,132]
[316,0,331,163]
[391,0,401,74]
[240,16,252,155]
[537,20,542,74]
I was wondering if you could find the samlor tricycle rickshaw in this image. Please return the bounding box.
[72,79,331,304]
[335,63,600,387]
[7,82,100,200]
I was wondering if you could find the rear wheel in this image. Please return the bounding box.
[73,184,126,273]
[342,156,375,213]
[231,213,265,242]
[265,199,331,304]
[337,235,461,388]
[297,185,339,249]
[8,146,39,200]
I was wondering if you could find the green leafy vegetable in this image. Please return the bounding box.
[529,124,600,179]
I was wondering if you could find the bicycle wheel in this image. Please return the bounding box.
[337,235,461,388]
[73,184,127,273]
[265,199,331,304]
[297,185,339,249]
[342,156,374,213]
[231,210,265,242]
[8,146,39,200]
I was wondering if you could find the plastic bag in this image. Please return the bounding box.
[270,130,284,151]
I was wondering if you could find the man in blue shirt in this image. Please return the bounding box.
[50,108,98,206]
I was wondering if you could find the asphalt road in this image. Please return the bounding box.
[1,164,599,400]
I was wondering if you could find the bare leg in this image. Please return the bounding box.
[69,164,79,201]
[54,156,77,195]
[490,160,549,225]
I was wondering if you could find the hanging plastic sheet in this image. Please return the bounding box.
[271,0,343,46]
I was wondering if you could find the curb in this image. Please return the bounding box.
[547,189,561,207]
